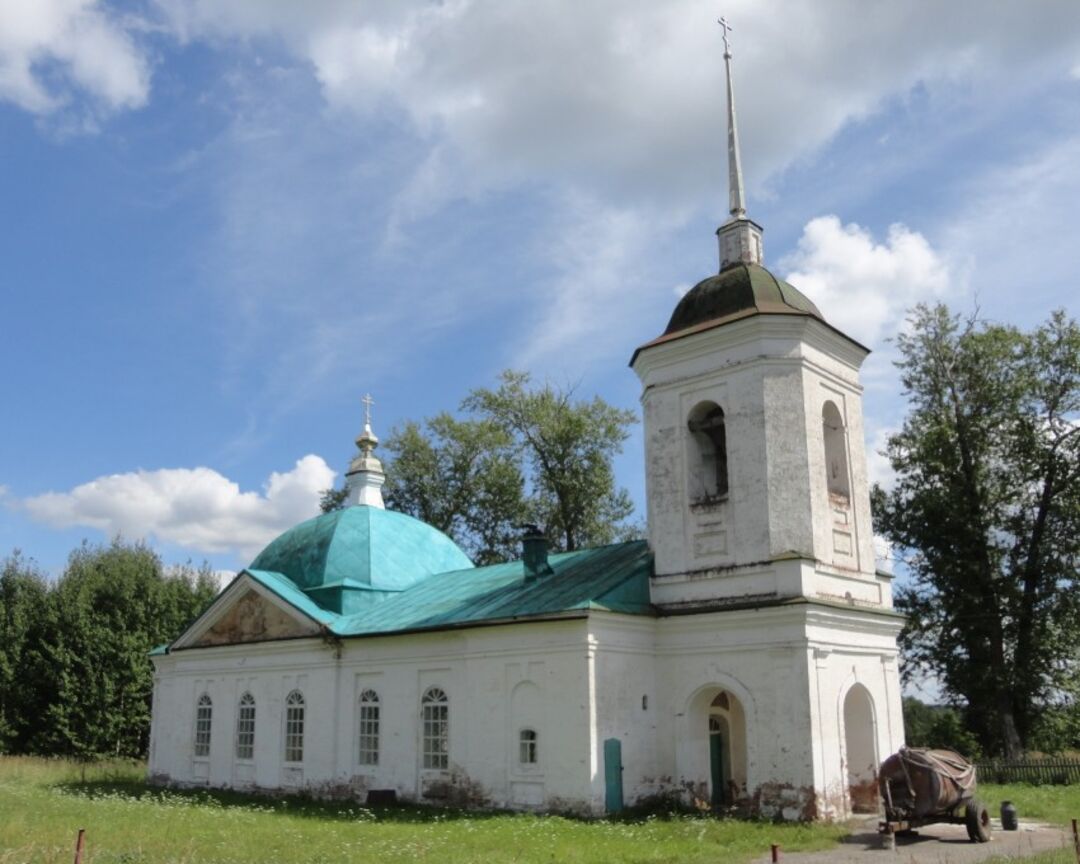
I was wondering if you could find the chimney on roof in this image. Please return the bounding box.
[521,525,552,581]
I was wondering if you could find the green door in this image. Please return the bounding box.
[709,730,724,806]
[604,738,623,813]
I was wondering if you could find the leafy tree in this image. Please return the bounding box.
[874,305,1080,757]
[322,371,637,560]
[902,697,982,759]
[22,540,217,759]
[383,415,526,565]
[319,486,348,513]
[464,371,636,552]
[0,552,49,752]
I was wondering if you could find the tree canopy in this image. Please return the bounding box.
[323,370,638,562]
[874,304,1080,757]
[0,540,218,759]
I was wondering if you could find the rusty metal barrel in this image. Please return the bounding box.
[879,747,977,820]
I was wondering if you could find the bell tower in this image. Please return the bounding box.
[630,21,887,613]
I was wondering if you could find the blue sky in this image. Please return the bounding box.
[2,1,1080,579]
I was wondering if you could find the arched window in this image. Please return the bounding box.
[194,693,212,758]
[688,402,729,502]
[822,401,850,501]
[358,689,380,766]
[519,728,538,764]
[421,687,449,770]
[235,693,255,760]
[284,690,305,763]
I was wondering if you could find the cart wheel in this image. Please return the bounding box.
[965,799,992,843]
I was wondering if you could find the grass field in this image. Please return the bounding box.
[5,758,1080,864]
[0,757,847,864]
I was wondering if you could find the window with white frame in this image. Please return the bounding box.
[194,693,212,758]
[519,728,538,765]
[235,692,255,760]
[421,687,448,770]
[358,689,380,766]
[284,690,305,763]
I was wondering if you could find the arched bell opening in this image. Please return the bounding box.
[687,401,729,504]
[822,401,851,504]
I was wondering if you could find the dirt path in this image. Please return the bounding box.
[755,819,1069,864]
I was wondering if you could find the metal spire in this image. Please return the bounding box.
[719,16,746,219]
[714,15,763,270]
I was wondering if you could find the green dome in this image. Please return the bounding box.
[664,262,823,337]
[249,506,473,598]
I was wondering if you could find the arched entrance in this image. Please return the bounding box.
[680,686,747,807]
[842,684,878,813]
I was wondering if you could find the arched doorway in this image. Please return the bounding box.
[678,683,751,809]
[842,684,878,813]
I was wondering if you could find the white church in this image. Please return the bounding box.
[148,32,905,820]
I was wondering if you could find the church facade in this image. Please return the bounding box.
[147,36,905,820]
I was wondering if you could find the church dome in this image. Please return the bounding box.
[664,262,823,337]
[250,506,473,595]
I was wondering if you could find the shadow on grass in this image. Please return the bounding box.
[52,778,741,827]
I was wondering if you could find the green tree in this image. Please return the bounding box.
[902,697,982,759]
[26,540,217,759]
[0,552,49,752]
[874,305,1080,757]
[322,371,638,560]
[464,371,636,552]
[383,415,526,565]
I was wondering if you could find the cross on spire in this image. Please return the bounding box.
[362,393,374,428]
[719,14,745,219]
[718,15,732,58]
[713,14,764,269]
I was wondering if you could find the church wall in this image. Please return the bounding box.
[653,606,817,817]
[797,333,878,585]
[150,619,596,811]
[587,613,660,808]
[762,360,816,560]
[802,607,905,818]
[647,602,902,820]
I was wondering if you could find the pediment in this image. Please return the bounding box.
[173,576,322,650]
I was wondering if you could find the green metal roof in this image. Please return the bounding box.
[332,539,654,636]
[663,262,823,336]
[164,509,654,652]
[630,261,869,365]
[249,506,473,595]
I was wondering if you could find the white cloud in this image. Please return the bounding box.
[153,1,1080,212]
[780,216,953,349]
[22,455,335,561]
[0,0,151,115]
